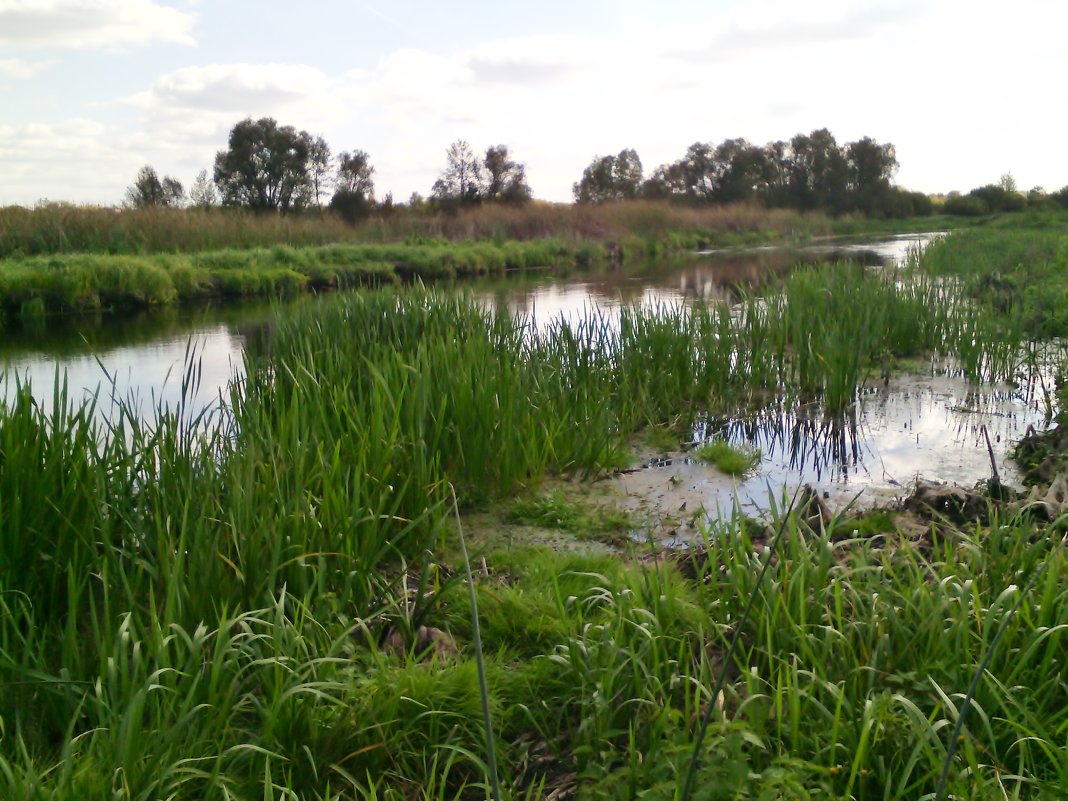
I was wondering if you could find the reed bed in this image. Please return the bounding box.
[0,270,1055,799]
[0,201,832,259]
[916,226,1068,339]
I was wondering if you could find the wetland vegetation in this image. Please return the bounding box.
[4,212,1068,799]
[0,152,1064,792]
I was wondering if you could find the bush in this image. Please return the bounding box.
[943,193,990,216]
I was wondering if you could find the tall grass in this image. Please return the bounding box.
[0,201,833,259]
[0,239,610,318]
[0,278,1059,798]
[917,226,1068,339]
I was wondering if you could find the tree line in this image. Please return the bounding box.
[125,117,531,220]
[573,129,932,217]
[126,117,1068,220]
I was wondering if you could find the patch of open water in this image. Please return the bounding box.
[612,370,1049,532]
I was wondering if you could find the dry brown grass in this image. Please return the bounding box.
[0,199,833,258]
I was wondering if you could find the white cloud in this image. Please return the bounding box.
[0,118,139,204]
[0,58,53,78]
[0,0,195,48]
[122,63,332,114]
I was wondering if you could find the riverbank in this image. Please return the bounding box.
[0,197,1025,320]
[3,232,1068,797]
[0,238,613,318]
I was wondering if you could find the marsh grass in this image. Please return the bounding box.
[0,270,1064,798]
[0,239,610,317]
[0,201,831,259]
[693,438,762,475]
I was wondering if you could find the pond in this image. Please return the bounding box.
[0,233,1049,515]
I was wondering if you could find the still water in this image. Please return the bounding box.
[0,233,1049,510]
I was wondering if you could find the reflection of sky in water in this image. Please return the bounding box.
[1,328,244,424]
[490,234,938,332]
[628,372,1049,525]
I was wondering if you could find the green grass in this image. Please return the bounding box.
[0,200,839,259]
[0,251,1066,799]
[693,438,762,475]
[505,489,638,537]
[0,239,613,317]
[916,224,1068,339]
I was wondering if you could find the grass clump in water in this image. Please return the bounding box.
[693,438,762,475]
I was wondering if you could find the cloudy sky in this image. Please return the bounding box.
[1,0,1065,206]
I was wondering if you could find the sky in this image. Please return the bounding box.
[1,0,1066,206]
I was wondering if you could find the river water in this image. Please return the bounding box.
[0,234,1051,514]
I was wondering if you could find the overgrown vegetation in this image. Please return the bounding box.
[2,232,1066,798]
[0,239,610,316]
[0,199,834,259]
[919,220,1068,338]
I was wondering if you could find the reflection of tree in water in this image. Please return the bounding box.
[697,405,868,483]
[675,249,884,303]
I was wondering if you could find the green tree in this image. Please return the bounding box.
[213,117,312,212]
[330,149,376,224]
[483,145,532,203]
[189,169,218,208]
[713,138,768,202]
[334,150,375,198]
[432,140,483,205]
[125,165,184,208]
[573,149,643,203]
[846,137,897,215]
[307,135,333,211]
[786,129,850,213]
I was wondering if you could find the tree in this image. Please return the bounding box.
[678,142,718,200]
[125,165,184,208]
[307,135,333,211]
[335,150,375,198]
[189,169,218,208]
[432,140,483,205]
[785,129,850,213]
[713,138,768,203]
[573,149,643,203]
[483,145,532,203]
[329,149,375,224]
[213,117,312,212]
[846,137,897,215]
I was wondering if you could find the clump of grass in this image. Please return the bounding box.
[693,438,761,475]
[505,489,637,536]
[830,509,896,539]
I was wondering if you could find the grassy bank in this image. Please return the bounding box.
[919,221,1068,338]
[2,273,1061,798]
[0,239,610,318]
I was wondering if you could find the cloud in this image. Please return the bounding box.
[671,0,922,63]
[0,118,136,203]
[461,35,600,86]
[0,0,196,49]
[0,58,53,78]
[122,63,331,114]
